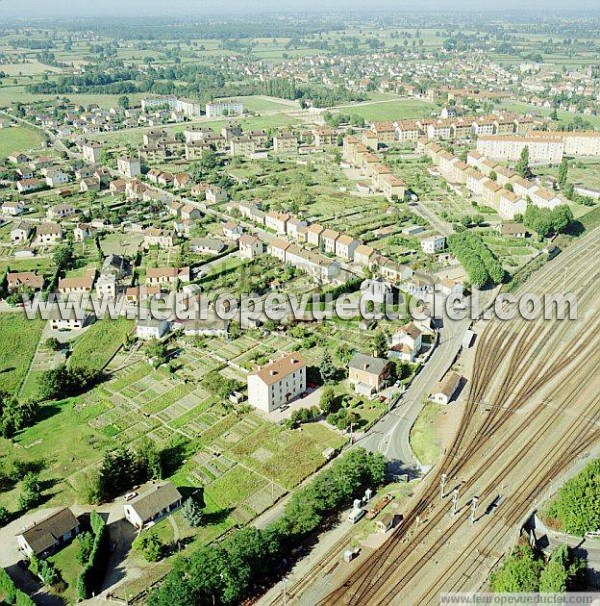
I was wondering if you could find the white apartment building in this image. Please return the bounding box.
[117,156,141,178]
[248,353,307,413]
[476,135,564,165]
[421,235,446,254]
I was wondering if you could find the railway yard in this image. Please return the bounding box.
[275,227,600,606]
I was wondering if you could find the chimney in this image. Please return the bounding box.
[270,370,276,376]
[373,350,378,358]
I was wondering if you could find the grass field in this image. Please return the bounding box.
[0,125,46,158]
[69,318,134,371]
[410,401,443,466]
[0,314,45,396]
[334,99,436,122]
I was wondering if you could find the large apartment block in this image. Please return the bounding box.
[248,353,307,413]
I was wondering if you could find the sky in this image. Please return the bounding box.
[2,0,600,17]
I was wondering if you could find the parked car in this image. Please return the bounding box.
[123,492,137,501]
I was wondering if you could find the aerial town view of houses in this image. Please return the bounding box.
[0,2,599,606]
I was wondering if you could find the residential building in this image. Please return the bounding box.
[248,353,307,413]
[47,203,77,221]
[7,271,43,292]
[389,322,423,362]
[11,221,33,244]
[273,133,298,154]
[1,200,25,216]
[335,234,359,261]
[348,353,392,396]
[205,100,243,119]
[35,223,63,245]
[239,234,264,259]
[189,238,226,255]
[82,142,103,164]
[58,269,96,295]
[223,221,243,241]
[117,156,141,178]
[421,236,446,254]
[322,229,339,254]
[145,266,190,286]
[17,508,81,558]
[144,227,176,248]
[124,483,182,529]
[136,318,170,341]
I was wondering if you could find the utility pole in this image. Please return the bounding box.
[548,478,553,500]
[451,488,459,517]
[471,496,479,524]
[440,473,447,501]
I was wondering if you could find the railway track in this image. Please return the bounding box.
[317,228,600,606]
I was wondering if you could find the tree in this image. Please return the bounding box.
[181,496,204,527]
[546,458,600,535]
[53,241,76,270]
[371,331,388,358]
[490,543,543,592]
[539,544,586,592]
[319,349,337,385]
[0,505,10,526]
[144,339,168,366]
[76,531,95,564]
[137,438,162,479]
[558,158,569,188]
[516,146,530,177]
[319,386,336,414]
[118,95,130,109]
[18,472,42,511]
[38,365,99,400]
[135,532,164,562]
[45,337,61,351]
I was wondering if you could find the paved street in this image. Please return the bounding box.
[356,310,472,473]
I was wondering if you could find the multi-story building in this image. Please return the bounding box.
[205,100,243,119]
[248,353,307,413]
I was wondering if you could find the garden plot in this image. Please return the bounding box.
[189,451,236,484]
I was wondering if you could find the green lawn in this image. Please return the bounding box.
[0,398,113,511]
[69,318,134,371]
[0,125,46,158]
[48,538,84,604]
[409,401,443,466]
[335,99,436,122]
[0,314,45,396]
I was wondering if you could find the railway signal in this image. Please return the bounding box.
[440,473,447,500]
[471,496,479,524]
[451,488,459,516]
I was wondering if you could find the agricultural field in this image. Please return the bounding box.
[0,125,46,157]
[335,98,436,122]
[68,318,134,371]
[0,314,45,396]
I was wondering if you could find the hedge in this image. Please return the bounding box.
[0,568,35,606]
[76,510,110,600]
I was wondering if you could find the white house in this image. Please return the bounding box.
[124,483,182,529]
[248,353,306,413]
[136,318,170,341]
[389,322,423,362]
[430,371,462,405]
[17,508,81,558]
[421,236,446,254]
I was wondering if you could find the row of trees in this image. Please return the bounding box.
[38,365,101,401]
[148,449,386,606]
[0,567,36,606]
[490,541,586,593]
[448,232,505,287]
[76,510,109,599]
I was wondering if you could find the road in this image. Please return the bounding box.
[357,308,472,472]
[411,200,454,237]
